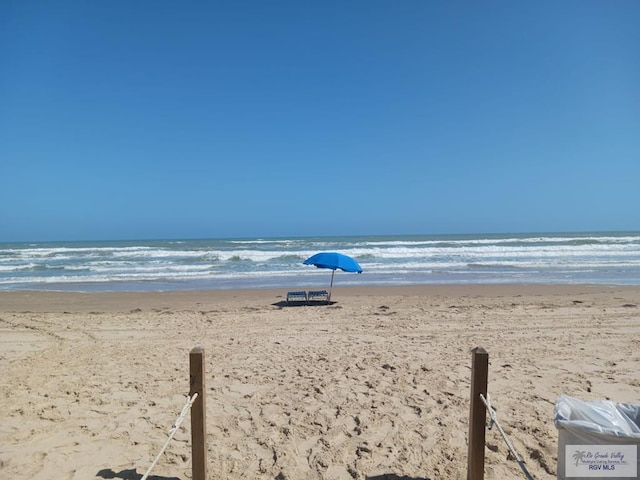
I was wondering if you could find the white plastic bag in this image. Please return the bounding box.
[554,395,640,479]
[555,395,640,438]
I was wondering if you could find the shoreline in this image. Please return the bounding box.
[1,283,636,313]
[3,232,640,294]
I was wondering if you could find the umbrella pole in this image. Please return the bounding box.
[329,270,335,303]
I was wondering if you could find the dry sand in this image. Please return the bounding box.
[0,285,639,480]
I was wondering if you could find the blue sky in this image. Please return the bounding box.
[1,1,639,242]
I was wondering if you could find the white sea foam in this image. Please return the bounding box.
[1,232,639,291]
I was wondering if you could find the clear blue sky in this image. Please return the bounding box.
[2,1,639,242]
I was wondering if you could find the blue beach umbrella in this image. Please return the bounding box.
[303,252,363,301]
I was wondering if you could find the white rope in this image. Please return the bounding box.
[480,393,535,480]
[140,392,199,480]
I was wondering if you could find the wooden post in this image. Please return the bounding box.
[467,347,489,480]
[190,346,207,480]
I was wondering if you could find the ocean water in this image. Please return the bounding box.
[1,232,639,292]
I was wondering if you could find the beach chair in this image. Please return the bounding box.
[286,291,308,305]
[308,290,330,304]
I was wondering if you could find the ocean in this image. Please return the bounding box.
[1,232,639,292]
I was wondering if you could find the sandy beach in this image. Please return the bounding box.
[1,285,639,480]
